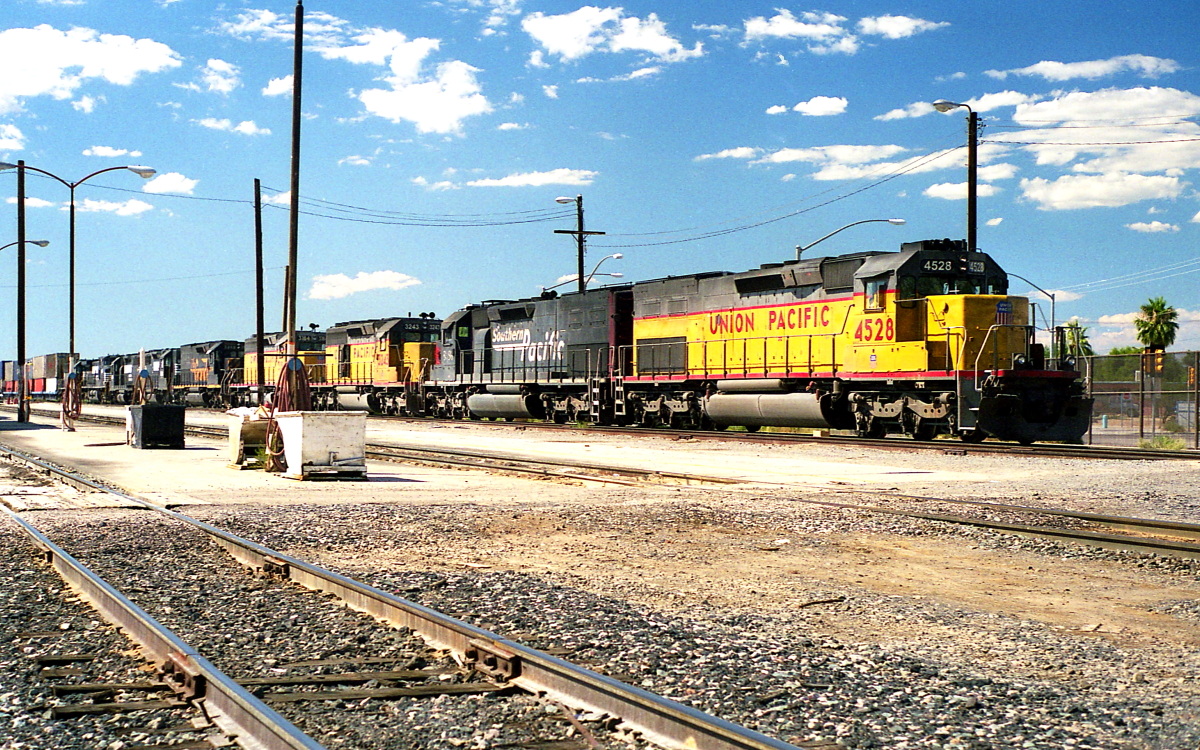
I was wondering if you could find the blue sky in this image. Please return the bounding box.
[2,0,1199,359]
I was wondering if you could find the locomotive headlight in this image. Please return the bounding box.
[1013,353,1028,368]
[1063,356,1077,371]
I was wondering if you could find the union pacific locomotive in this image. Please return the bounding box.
[8,238,1091,443]
[425,238,1091,444]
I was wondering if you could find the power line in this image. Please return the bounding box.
[1,266,286,290]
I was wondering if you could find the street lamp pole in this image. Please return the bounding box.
[1008,272,1056,350]
[554,195,606,293]
[0,237,50,424]
[795,218,905,260]
[932,100,979,252]
[0,162,155,367]
[542,253,624,292]
[16,161,27,423]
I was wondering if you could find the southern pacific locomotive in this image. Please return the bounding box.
[7,239,1092,443]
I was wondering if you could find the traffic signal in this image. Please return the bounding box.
[1142,346,1165,375]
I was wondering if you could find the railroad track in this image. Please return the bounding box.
[369,413,1200,461]
[0,444,807,750]
[8,406,1200,561]
[11,404,1198,460]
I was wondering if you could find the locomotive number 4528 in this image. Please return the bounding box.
[853,317,894,342]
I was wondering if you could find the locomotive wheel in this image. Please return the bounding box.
[912,422,937,441]
[959,429,986,443]
[743,424,761,433]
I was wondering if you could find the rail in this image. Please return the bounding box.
[0,505,324,750]
[0,444,797,750]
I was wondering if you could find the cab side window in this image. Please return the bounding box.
[864,276,889,311]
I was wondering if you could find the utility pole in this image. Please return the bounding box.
[554,194,605,293]
[254,178,265,403]
[286,0,303,357]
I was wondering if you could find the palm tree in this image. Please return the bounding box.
[1135,296,1179,349]
[1062,320,1094,356]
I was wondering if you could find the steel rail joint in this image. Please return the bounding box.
[0,506,325,750]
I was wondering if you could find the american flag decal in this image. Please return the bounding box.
[995,300,1013,325]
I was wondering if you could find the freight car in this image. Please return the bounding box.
[425,239,1091,443]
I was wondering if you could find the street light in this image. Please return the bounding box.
[0,162,154,369]
[1008,272,1056,349]
[0,240,49,251]
[0,162,155,368]
[554,194,606,294]
[542,272,624,294]
[795,218,905,260]
[931,99,979,252]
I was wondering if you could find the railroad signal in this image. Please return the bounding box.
[1188,366,1196,387]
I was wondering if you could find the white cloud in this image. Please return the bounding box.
[265,191,291,206]
[523,7,701,63]
[577,67,661,84]
[262,75,293,97]
[82,146,143,158]
[6,196,55,208]
[358,58,492,135]
[857,15,948,39]
[0,24,181,115]
[985,217,1003,226]
[1025,288,1083,303]
[76,198,154,216]
[694,147,760,161]
[412,176,458,191]
[338,155,371,166]
[497,122,528,130]
[308,270,421,300]
[466,168,597,187]
[200,59,240,94]
[924,182,1000,200]
[72,95,99,113]
[1192,211,1200,223]
[142,172,197,194]
[992,88,1200,176]
[875,101,934,121]
[543,85,559,99]
[766,105,788,115]
[222,15,492,135]
[743,9,848,44]
[964,90,1039,112]
[780,173,796,182]
[316,29,493,135]
[0,124,25,150]
[1020,173,1184,210]
[978,163,1019,181]
[792,95,847,116]
[196,118,271,136]
[1126,221,1179,233]
[985,54,1180,82]
[528,50,550,68]
[220,9,353,47]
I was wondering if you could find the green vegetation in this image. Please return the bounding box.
[1140,435,1187,451]
[1135,296,1179,349]
[1062,320,1094,357]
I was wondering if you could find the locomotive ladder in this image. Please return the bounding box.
[611,376,627,418]
[589,377,603,421]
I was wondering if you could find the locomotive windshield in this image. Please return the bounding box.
[898,273,1006,299]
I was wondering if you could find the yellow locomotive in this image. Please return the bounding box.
[623,239,1091,443]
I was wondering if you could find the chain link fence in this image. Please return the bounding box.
[1083,350,1199,449]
